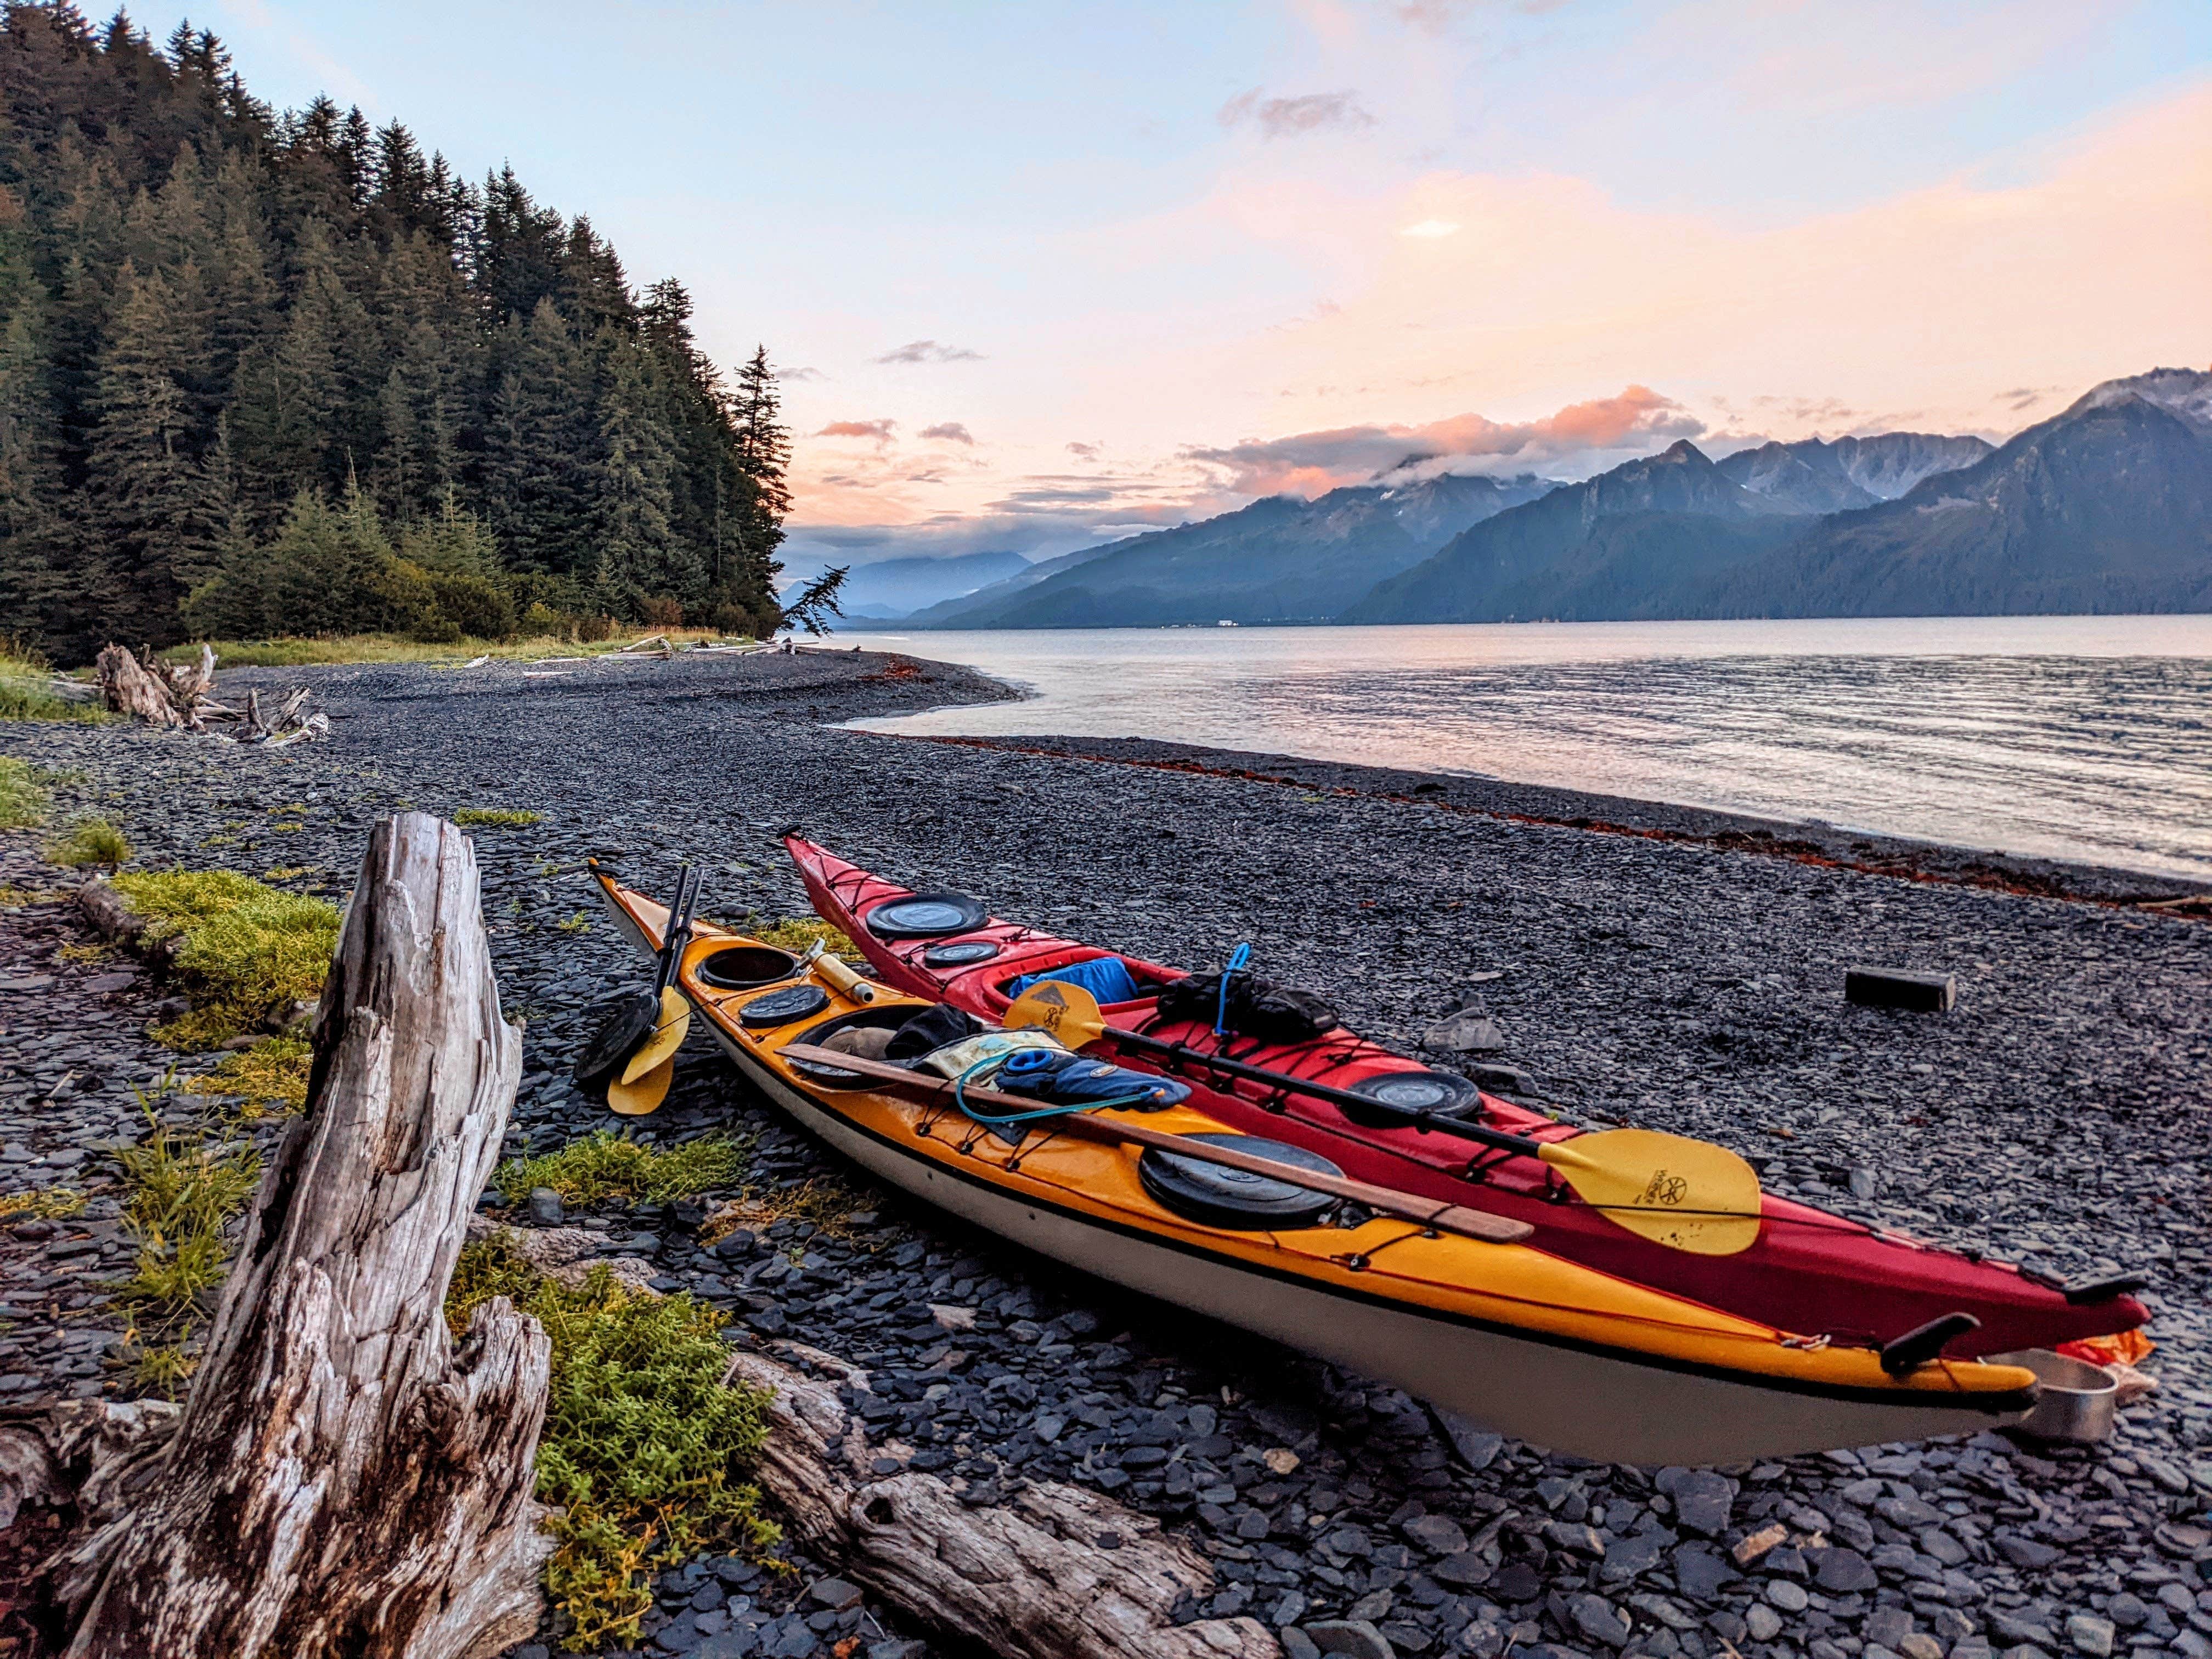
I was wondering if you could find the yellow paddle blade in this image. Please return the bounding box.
[607,1054,675,1116]
[1538,1128,1763,1256]
[1003,979,1108,1047]
[618,987,691,1085]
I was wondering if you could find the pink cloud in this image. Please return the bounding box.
[1181,385,1703,495]
[920,421,975,444]
[816,419,897,443]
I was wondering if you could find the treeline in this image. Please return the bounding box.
[0,3,791,662]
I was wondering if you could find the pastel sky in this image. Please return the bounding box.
[148,1,2212,569]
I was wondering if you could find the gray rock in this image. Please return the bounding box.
[1657,1469,1734,1537]
[2104,1594,2147,1630]
[1404,1514,1470,1555]
[1601,1531,1670,1583]
[1282,1631,1323,1659]
[1867,1607,1917,1650]
[1766,1579,1809,1613]
[527,1186,565,1226]
[1747,1604,1785,1642]
[809,1575,864,1611]
[1990,1612,2058,1648]
[1433,1410,1505,1471]
[1424,1008,1506,1053]
[1812,1547,1880,1593]
[2066,1615,2115,1658]
[1897,1636,1944,1659]
[1308,1620,1397,1659]
[1673,1544,1737,1602]
[1568,1593,1632,1649]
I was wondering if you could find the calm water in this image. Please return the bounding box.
[834,617,2212,882]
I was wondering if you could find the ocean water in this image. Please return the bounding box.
[834,616,2212,882]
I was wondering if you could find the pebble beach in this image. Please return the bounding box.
[1,645,2207,1659]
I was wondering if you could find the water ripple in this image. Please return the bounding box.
[842,618,2212,881]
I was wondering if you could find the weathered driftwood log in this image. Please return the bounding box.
[721,1348,1276,1659]
[92,645,185,727]
[72,878,177,968]
[44,814,550,1659]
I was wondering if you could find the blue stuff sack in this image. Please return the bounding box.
[992,1046,1189,1111]
[1005,956,1146,1007]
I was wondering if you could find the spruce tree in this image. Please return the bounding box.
[83,259,221,641]
[591,335,694,612]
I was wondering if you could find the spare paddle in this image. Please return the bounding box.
[575,863,697,1093]
[780,1043,1533,1248]
[1005,980,1763,1256]
[607,1053,675,1116]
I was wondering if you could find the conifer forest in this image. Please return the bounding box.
[0,3,792,663]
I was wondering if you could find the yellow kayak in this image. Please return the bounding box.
[595,872,2038,1465]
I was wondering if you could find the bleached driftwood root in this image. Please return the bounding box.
[92,644,324,742]
[722,1348,1276,1659]
[29,814,550,1659]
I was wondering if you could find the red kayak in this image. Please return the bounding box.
[788,836,2148,1359]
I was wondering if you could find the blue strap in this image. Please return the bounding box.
[1215,942,1252,1036]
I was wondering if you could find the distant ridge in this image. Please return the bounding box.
[911,471,1555,628]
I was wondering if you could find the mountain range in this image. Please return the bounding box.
[903,471,1555,628]
[894,368,2209,629]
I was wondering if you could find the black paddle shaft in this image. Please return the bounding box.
[654,865,700,995]
[1099,1026,1553,1161]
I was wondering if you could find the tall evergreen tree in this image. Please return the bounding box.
[83,259,224,637]
[591,336,692,609]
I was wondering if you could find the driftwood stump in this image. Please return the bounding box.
[92,645,187,727]
[724,1348,1276,1659]
[44,814,551,1659]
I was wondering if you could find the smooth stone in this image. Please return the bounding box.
[1307,1620,1397,1659]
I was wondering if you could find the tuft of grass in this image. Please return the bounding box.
[0,757,55,828]
[0,647,109,723]
[492,1131,746,1209]
[184,1037,313,1116]
[0,883,65,909]
[556,911,590,934]
[0,1186,87,1222]
[129,1339,199,1397]
[57,940,111,964]
[115,1115,262,1314]
[754,916,864,963]
[110,870,340,1049]
[446,1235,777,1649]
[46,816,131,868]
[454,807,543,828]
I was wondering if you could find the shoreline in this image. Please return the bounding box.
[888,730,2211,909]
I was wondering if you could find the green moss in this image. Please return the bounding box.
[446,1235,777,1648]
[184,1037,313,1115]
[493,1130,746,1209]
[0,1186,86,1222]
[45,815,129,867]
[454,806,543,828]
[753,916,864,963]
[0,757,55,828]
[111,870,340,1048]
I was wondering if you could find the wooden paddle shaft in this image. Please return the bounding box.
[779,1043,1533,1246]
